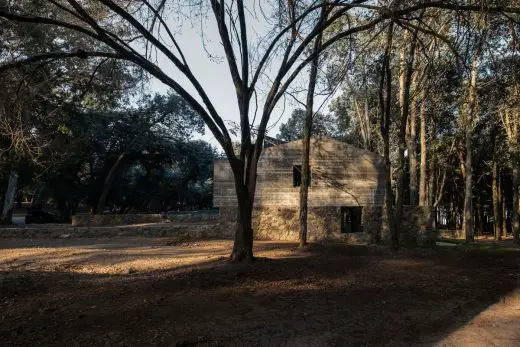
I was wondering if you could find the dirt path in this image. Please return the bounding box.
[437,289,520,347]
[1,238,519,346]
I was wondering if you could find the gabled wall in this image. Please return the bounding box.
[214,137,386,207]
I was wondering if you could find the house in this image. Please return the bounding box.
[214,137,434,245]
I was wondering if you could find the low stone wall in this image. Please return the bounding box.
[0,223,233,240]
[72,214,165,227]
[167,213,220,223]
[2,211,233,240]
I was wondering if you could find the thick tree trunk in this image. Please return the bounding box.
[231,181,254,263]
[419,88,428,206]
[95,152,127,215]
[492,161,502,240]
[299,4,324,248]
[1,170,18,224]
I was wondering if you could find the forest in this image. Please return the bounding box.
[1,0,520,261]
[2,1,520,346]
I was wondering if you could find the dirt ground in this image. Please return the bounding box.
[1,237,519,346]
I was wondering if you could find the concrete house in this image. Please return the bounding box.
[214,137,433,245]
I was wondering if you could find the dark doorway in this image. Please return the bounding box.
[341,207,363,233]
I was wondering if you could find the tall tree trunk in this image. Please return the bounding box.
[512,164,519,243]
[95,152,127,214]
[449,200,455,229]
[353,97,372,151]
[476,201,485,236]
[1,170,18,224]
[363,97,371,150]
[396,32,407,209]
[299,6,324,248]
[502,181,508,237]
[379,22,397,249]
[463,116,474,242]
[408,75,418,205]
[500,182,508,238]
[463,45,479,243]
[419,87,428,206]
[492,160,502,240]
[501,105,520,243]
[395,28,418,232]
[428,114,437,206]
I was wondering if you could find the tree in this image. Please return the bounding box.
[379,21,398,248]
[277,109,336,142]
[93,93,203,214]
[299,2,328,248]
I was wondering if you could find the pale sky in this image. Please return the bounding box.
[147,6,333,150]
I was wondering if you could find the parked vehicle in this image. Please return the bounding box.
[25,207,60,224]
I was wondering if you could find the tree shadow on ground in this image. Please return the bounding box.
[1,242,519,346]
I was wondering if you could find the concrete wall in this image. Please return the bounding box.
[214,137,385,208]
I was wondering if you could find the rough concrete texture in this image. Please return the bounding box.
[214,137,386,208]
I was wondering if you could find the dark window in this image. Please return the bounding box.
[341,207,363,233]
[293,165,302,187]
[293,165,311,187]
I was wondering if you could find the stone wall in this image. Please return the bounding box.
[167,213,220,223]
[251,206,343,242]
[1,220,233,240]
[363,205,436,247]
[72,214,165,227]
[220,205,435,246]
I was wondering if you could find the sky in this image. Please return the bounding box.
[146,3,333,150]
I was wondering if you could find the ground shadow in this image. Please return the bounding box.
[1,241,519,346]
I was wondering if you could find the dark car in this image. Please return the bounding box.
[25,208,61,224]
